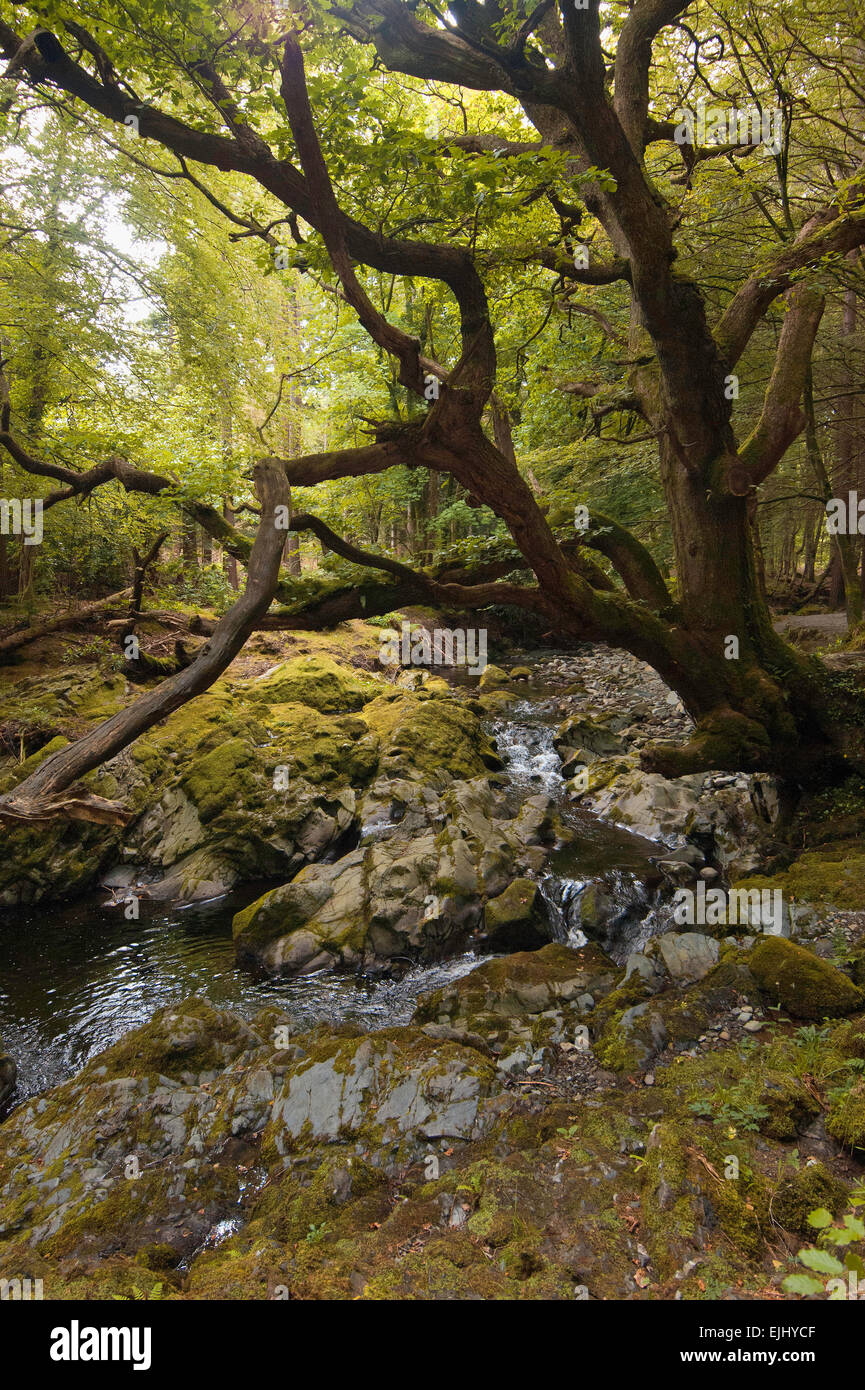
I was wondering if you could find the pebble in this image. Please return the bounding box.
[744,1020,764,1032]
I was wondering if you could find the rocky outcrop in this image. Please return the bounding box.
[477,877,552,953]
[413,941,617,1061]
[232,780,558,973]
[565,755,781,875]
[0,652,507,908]
[1,956,861,1301]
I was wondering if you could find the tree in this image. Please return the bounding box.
[1,0,865,821]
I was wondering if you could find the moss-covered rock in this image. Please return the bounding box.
[0,644,514,908]
[748,936,864,1019]
[555,713,624,758]
[263,1026,507,1166]
[413,942,616,1060]
[477,664,510,692]
[4,977,856,1300]
[0,735,124,906]
[832,1016,865,1060]
[360,691,503,779]
[772,1163,848,1235]
[736,842,865,912]
[755,1073,822,1141]
[478,877,552,952]
[245,654,380,713]
[591,958,759,1072]
[232,781,557,974]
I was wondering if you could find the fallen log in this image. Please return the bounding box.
[0,587,132,657]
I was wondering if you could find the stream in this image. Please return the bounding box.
[0,662,671,1112]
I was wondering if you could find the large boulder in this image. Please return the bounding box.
[264,1029,506,1161]
[555,712,625,758]
[233,780,557,973]
[567,754,780,874]
[413,942,617,1058]
[1,982,859,1301]
[748,936,865,1019]
[652,932,720,985]
[0,997,506,1283]
[0,651,505,906]
[477,877,553,953]
[245,654,379,713]
[477,664,510,692]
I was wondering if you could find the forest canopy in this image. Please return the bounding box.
[0,0,864,808]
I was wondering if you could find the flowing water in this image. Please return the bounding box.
[0,666,671,1114]
[490,690,668,956]
[0,890,482,1111]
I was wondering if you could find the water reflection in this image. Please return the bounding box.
[0,886,481,1110]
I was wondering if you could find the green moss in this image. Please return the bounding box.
[0,734,70,793]
[246,655,380,713]
[755,1073,821,1141]
[772,1163,848,1235]
[180,737,258,822]
[831,1016,865,1060]
[361,692,501,779]
[735,842,865,911]
[414,942,616,1027]
[748,937,864,1019]
[826,1079,865,1152]
[77,997,262,1084]
[477,664,510,692]
[184,1233,291,1300]
[711,1172,767,1262]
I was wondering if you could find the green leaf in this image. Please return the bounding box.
[797,1248,845,1276]
[782,1274,825,1296]
[806,1208,834,1229]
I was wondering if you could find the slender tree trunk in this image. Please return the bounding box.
[0,462,289,817]
[282,285,303,577]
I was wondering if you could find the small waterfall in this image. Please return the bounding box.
[492,707,669,962]
[492,708,565,792]
[538,876,588,947]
